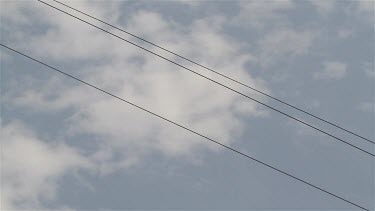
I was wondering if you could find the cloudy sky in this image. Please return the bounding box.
[0,0,374,210]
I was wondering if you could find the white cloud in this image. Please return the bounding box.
[234,0,294,29]
[363,62,375,78]
[309,0,335,14]
[314,61,347,80]
[343,0,374,24]
[1,122,91,209]
[1,0,127,62]
[357,0,374,15]
[337,28,354,39]
[357,102,374,113]
[3,0,269,178]
[258,29,316,67]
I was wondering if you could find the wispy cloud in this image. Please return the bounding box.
[258,29,316,67]
[314,61,347,80]
[1,122,91,209]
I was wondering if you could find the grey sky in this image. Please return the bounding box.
[0,0,374,210]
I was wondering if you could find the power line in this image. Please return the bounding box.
[0,43,369,211]
[51,0,374,144]
[35,0,375,157]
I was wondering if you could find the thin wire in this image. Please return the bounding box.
[52,0,374,144]
[35,0,375,157]
[0,43,370,211]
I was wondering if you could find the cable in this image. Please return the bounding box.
[0,43,370,211]
[34,0,375,157]
[51,0,374,144]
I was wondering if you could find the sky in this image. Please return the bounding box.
[0,0,374,210]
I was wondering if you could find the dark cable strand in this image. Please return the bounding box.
[0,43,369,211]
[52,0,374,144]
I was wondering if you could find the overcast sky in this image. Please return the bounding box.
[1,0,374,210]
